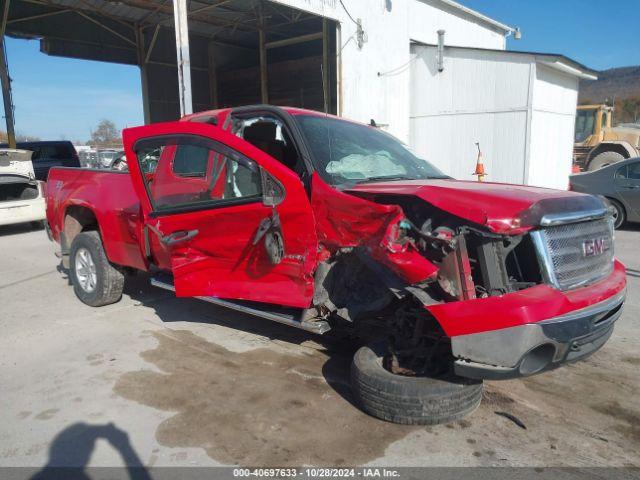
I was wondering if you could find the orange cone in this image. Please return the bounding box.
[473,142,487,182]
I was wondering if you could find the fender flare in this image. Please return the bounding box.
[588,141,638,162]
[61,201,106,254]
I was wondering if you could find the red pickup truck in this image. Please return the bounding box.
[46,106,626,425]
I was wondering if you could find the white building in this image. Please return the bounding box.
[409,45,596,189]
[275,0,511,143]
[273,0,594,189]
[3,0,595,189]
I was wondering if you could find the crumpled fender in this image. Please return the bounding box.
[310,174,437,284]
[347,179,604,235]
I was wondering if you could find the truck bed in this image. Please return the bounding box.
[46,167,147,271]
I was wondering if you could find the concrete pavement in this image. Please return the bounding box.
[1,222,638,468]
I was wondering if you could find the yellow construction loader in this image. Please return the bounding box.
[574,104,640,171]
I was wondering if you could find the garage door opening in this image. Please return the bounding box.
[4,0,339,125]
[214,13,338,115]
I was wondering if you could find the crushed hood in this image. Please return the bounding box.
[0,149,36,182]
[347,179,604,234]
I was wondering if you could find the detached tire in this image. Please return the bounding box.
[69,231,124,307]
[351,342,482,425]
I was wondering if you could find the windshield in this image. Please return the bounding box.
[575,109,597,143]
[296,115,448,185]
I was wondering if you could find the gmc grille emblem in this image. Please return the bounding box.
[583,238,608,257]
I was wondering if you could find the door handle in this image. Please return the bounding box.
[161,229,199,246]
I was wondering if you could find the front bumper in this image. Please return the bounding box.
[451,290,625,380]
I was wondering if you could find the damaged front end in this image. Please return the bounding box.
[0,149,46,227]
[308,174,623,379]
[309,174,545,323]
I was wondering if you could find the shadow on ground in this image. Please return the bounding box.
[122,273,350,348]
[30,422,151,480]
[0,222,44,237]
[122,271,367,409]
[619,223,640,233]
[627,268,640,279]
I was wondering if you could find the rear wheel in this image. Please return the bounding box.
[588,151,624,171]
[350,341,483,425]
[69,231,124,307]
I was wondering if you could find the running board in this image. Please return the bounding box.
[150,276,331,335]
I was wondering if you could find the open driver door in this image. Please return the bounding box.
[122,121,318,309]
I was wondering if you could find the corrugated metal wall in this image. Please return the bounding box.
[528,65,578,190]
[409,45,579,190]
[272,0,509,144]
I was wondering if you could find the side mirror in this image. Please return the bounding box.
[261,168,285,207]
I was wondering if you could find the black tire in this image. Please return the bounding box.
[69,231,124,307]
[607,198,626,229]
[587,151,624,171]
[351,341,483,425]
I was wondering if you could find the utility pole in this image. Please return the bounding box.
[0,0,15,147]
[135,25,151,124]
[173,0,192,116]
[0,38,15,148]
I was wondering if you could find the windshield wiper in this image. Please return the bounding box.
[356,175,413,184]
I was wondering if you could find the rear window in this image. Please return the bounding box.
[28,145,72,161]
[0,142,79,169]
[19,143,79,167]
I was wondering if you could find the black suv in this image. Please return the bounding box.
[0,141,80,181]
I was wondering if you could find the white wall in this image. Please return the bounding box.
[410,45,532,184]
[270,0,509,143]
[408,0,505,49]
[270,0,578,191]
[409,45,581,190]
[527,64,578,190]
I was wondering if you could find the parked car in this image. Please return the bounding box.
[0,141,80,181]
[45,106,626,425]
[570,157,640,229]
[0,149,46,227]
[77,147,98,168]
[97,149,123,169]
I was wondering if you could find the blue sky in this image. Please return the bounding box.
[463,0,640,70]
[2,0,639,140]
[2,38,144,141]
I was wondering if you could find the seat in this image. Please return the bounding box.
[243,121,293,169]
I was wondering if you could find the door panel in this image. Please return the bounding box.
[614,162,640,218]
[122,121,318,308]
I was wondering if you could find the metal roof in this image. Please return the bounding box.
[413,42,598,80]
[435,0,515,34]
[8,0,322,48]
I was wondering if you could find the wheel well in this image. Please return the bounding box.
[62,206,99,253]
[604,196,625,214]
[588,144,631,163]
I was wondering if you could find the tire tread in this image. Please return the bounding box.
[69,230,124,307]
[351,342,482,425]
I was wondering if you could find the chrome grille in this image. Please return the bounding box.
[532,217,614,290]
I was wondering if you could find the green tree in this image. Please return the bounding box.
[90,119,119,146]
[620,98,640,124]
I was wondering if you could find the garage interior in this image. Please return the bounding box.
[1,0,338,134]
